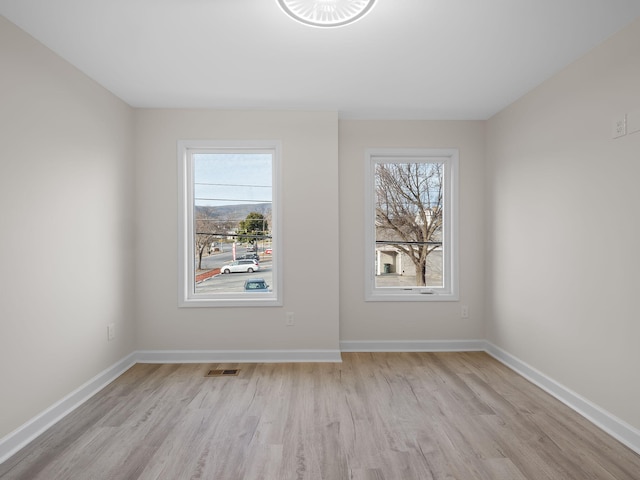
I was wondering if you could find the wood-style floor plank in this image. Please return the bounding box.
[1,352,639,480]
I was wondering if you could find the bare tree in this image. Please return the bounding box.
[194,213,236,270]
[375,162,443,286]
[194,212,218,271]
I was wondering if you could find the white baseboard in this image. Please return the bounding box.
[340,339,486,352]
[0,352,137,465]
[134,349,343,363]
[485,342,640,455]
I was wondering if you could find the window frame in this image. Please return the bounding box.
[364,148,459,302]
[178,140,282,307]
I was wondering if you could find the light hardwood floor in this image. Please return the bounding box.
[1,352,639,479]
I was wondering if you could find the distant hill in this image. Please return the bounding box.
[195,203,271,222]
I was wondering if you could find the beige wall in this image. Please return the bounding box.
[0,17,136,438]
[485,19,640,430]
[134,110,340,351]
[339,120,486,341]
[134,115,485,351]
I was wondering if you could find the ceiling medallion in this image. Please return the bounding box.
[277,0,376,28]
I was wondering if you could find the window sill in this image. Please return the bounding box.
[179,295,282,308]
[365,290,459,302]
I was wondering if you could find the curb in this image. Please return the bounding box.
[196,268,220,283]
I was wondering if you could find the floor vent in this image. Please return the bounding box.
[205,369,240,377]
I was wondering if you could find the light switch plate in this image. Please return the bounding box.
[612,115,626,139]
[627,110,640,135]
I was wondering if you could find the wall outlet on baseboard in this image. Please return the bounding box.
[107,323,115,341]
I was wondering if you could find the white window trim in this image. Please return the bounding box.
[178,140,283,307]
[364,148,459,302]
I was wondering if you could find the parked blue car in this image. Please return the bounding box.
[243,278,270,292]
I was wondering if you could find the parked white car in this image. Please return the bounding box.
[220,259,260,274]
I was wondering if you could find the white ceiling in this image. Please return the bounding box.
[2,0,640,119]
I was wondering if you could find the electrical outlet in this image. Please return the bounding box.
[107,323,115,341]
[612,115,626,139]
[286,312,295,326]
[461,305,469,319]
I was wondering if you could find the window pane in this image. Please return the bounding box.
[192,152,273,297]
[374,161,444,289]
[179,140,281,307]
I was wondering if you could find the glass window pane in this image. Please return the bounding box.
[192,152,273,296]
[374,161,444,289]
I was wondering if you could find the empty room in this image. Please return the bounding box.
[1,1,639,479]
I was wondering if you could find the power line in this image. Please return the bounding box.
[195,198,272,203]
[195,182,271,188]
[195,232,272,239]
[376,240,442,246]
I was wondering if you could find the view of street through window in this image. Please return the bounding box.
[189,149,275,298]
[195,244,273,294]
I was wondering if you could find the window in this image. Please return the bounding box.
[364,148,458,301]
[178,140,282,307]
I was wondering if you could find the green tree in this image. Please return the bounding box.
[237,212,268,244]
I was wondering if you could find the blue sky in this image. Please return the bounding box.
[194,153,272,207]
